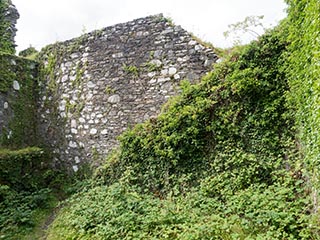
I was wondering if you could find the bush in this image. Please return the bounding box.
[0,185,52,239]
[0,147,49,191]
[47,174,311,239]
[19,46,38,59]
[0,147,70,239]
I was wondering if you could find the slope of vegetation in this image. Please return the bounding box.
[46,1,320,236]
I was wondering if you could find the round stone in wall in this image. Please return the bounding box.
[101,129,108,135]
[90,128,98,135]
[168,67,177,75]
[69,141,78,148]
[72,165,79,172]
[150,59,162,67]
[79,117,86,123]
[13,80,20,90]
[108,94,120,103]
[75,156,81,164]
[71,119,77,128]
[87,81,96,88]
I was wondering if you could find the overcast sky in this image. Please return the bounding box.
[13,0,287,52]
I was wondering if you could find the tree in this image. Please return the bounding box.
[224,15,266,45]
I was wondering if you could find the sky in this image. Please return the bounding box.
[13,0,287,52]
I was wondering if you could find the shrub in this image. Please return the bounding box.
[0,147,49,191]
[0,185,53,239]
[47,172,311,239]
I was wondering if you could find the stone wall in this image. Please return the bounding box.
[0,53,38,147]
[0,0,19,54]
[38,14,218,171]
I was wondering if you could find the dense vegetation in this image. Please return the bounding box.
[0,11,62,240]
[46,1,320,238]
[1,0,319,239]
[0,146,80,239]
[0,148,58,239]
[285,0,320,215]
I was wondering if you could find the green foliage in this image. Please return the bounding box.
[157,15,174,26]
[0,53,15,92]
[285,0,320,216]
[143,61,162,72]
[47,174,311,240]
[0,186,53,239]
[35,2,320,238]
[104,85,116,94]
[0,52,63,238]
[0,147,50,190]
[47,24,316,238]
[123,64,140,77]
[73,62,85,87]
[0,146,86,239]
[19,46,39,60]
[0,147,68,239]
[44,52,58,93]
[190,33,217,51]
[98,26,292,196]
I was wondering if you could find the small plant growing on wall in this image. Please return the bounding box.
[143,61,162,72]
[122,64,139,77]
[105,85,115,94]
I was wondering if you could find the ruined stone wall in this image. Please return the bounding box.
[0,2,38,148]
[38,14,218,171]
[0,53,38,147]
[0,0,19,54]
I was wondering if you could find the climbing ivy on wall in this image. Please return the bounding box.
[98,25,293,196]
[47,25,316,238]
[0,54,39,148]
[285,0,320,214]
[0,0,15,54]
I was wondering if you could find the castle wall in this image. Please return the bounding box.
[38,14,218,171]
[0,0,19,54]
[0,54,38,147]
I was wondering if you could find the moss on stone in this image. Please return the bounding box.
[0,0,17,54]
[0,53,39,148]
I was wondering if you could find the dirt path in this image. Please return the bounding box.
[36,205,62,240]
